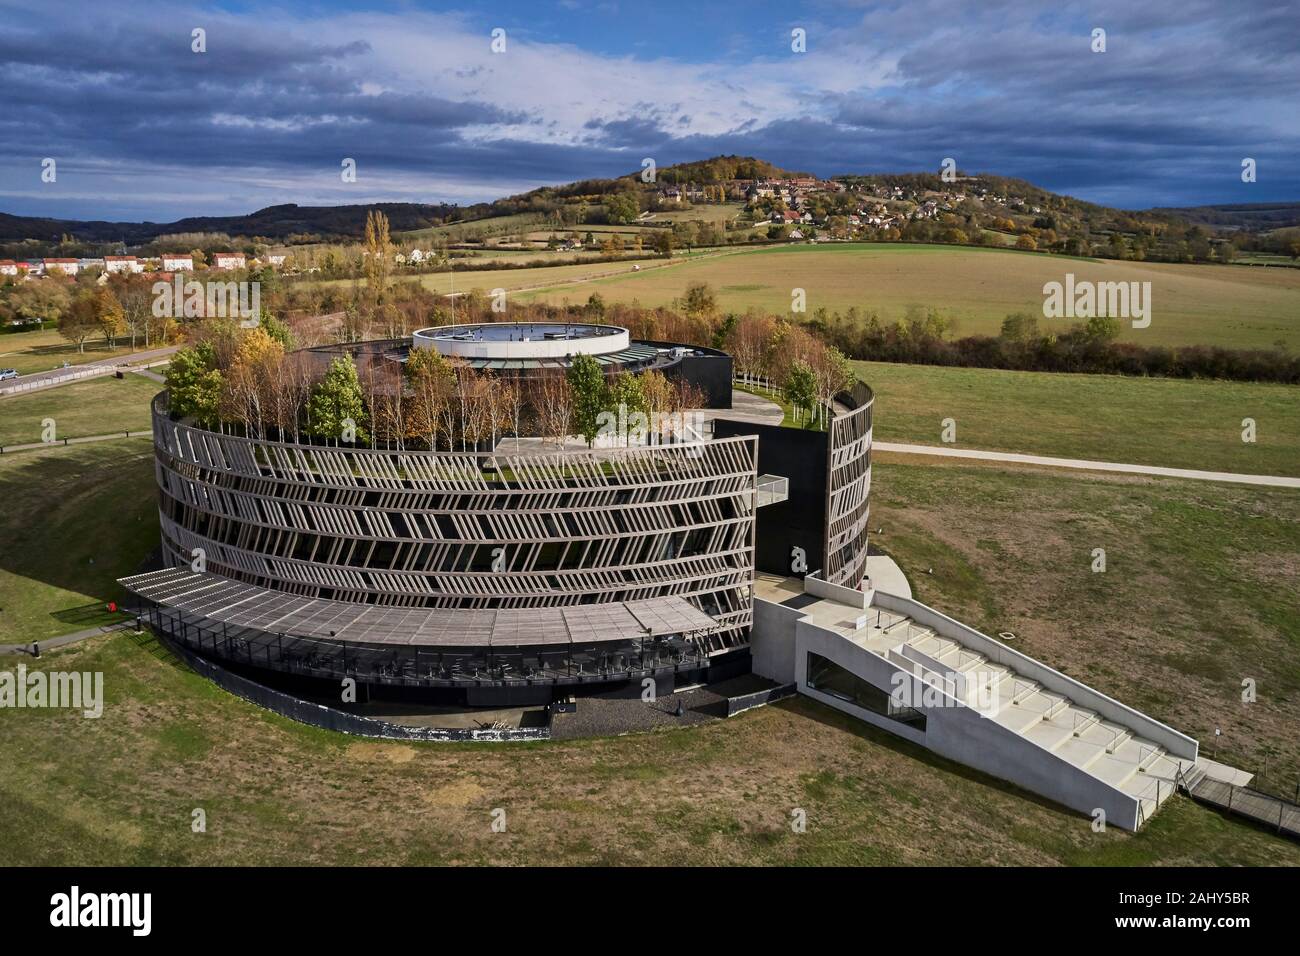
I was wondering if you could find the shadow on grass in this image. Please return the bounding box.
[49,602,130,629]
[773,694,1077,822]
[125,627,189,673]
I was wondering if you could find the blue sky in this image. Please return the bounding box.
[2,0,1297,221]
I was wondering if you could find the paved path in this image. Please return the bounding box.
[0,621,130,656]
[0,431,151,454]
[865,555,912,599]
[0,345,179,396]
[873,441,1300,489]
[129,366,167,384]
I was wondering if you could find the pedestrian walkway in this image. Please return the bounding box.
[1182,765,1300,840]
[0,621,130,656]
[0,345,178,396]
[873,441,1300,489]
[0,431,151,454]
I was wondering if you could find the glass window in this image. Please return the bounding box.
[805,652,926,731]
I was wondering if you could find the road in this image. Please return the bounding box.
[0,344,180,396]
[872,441,1300,489]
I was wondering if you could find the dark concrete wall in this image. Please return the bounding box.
[713,419,829,578]
[638,339,734,410]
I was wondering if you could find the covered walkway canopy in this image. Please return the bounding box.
[119,568,719,649]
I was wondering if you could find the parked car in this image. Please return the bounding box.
[0,368,19,380]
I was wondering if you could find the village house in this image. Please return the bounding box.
[104,255,143,274]
[212,251,246,270]
[0,260,18,276]
[161,253,195,271]
[43,257,80,275]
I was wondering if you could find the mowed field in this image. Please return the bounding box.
[0,373,158,447]
[518,243,1300,349]
[0,439,156,643]
[857,361,1300,477]
[2,450,1297,864]
[870,459,1300,778]
[0,327,138,375]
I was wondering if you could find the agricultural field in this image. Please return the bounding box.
[643,202,747,225]
[396,211,551,243]
[2,450,1297,865]
[318,250,735,300]
[0,373,158,447]
[857,361,1300,477]
[519,243,1300,349]
[0,327,139,376]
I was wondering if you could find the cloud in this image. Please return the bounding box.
[0,0,1295,219]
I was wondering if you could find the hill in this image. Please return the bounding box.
[3,155,1298,264]
[1151,202,1300,232]
[0,202,468,247]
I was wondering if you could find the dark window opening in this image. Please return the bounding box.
[805,652,926,731]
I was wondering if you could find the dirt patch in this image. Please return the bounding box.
[346,742,418,765]
[422,780,487,808]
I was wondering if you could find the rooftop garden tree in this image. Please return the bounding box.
[567,353,607,446]
[784,360,818,427]
[165,344,224,428]
[308,354,368,446]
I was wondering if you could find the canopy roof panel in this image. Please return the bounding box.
[119,568,718,648]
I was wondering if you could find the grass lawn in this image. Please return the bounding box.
[0,327,140,376]
[1,445,1297,864]
[868,457,1300,779]
[0,439,157,643]
[2,631,1295,865]
[857,361,1300,477]
[519,243,1300,350]
[733,382,826,430]
[0,373,159,447]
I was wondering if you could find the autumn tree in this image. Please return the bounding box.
[726,313,776,386]
[59,292,101,353]
[531,370,574,447]
[678,281,718,324]
[404,346,454,450]
[604,371,647,445]
[92,287,126,347]
[110,275,154,349]
[640,369,675,439]
[362,209,393,320]
[221,327,284,438]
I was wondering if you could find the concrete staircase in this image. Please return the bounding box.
[891,623,1188,823]
[792,595,1199,830]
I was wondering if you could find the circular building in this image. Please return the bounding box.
[121,323,873,710]
[412,321,631,361]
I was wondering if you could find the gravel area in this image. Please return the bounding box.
[550,673,784,740]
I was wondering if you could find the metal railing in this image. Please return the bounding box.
[140,603,714,690]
